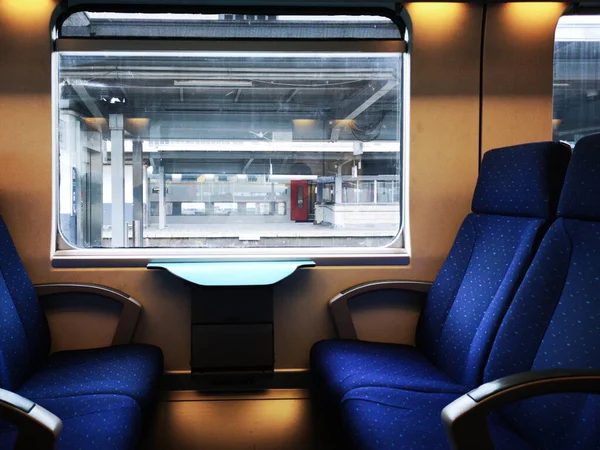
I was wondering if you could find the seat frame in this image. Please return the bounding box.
[442,369,600,450]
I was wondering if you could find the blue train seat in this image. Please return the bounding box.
[311,141,571,404]
[339,133,600,450]
[0,394,143,450]
[0,216,163,448]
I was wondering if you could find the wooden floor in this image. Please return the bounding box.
[140,390,343,450]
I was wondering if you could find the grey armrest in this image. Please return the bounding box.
[0,388,62,450]
[35,283,142,345]
[441,369,600,450]
[329,280,431,339]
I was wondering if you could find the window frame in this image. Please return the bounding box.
[553,13,600,145]
[50,4,411,267]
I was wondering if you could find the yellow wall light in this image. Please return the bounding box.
[405,3,470,42]
[503,2,567,29]
[0,0,57,31]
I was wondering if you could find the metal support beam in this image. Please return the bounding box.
[72,84,104,118]
[144,166,150,227]
[109,114,126,248]
[159,165,166,230]
[132,139,144,246]
[242,158,255,173]
[284,89,299,103]
[278,89,299,112]
[330,79,398,141]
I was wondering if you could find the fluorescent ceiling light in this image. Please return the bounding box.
[146,140,399,153]
[174,80,253,87]
[277,15,391,22]
[86,13,220,21]
[556,16,600,42]
[81,51,399,59]
[86,12,389,23]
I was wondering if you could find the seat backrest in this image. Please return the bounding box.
[416,142,571,388]
[483,133,600,449]
[0,217,50,391]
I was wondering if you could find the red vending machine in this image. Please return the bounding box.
[290,180,308,222]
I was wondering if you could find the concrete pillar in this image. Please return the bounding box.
[109,114,126,247]
[270,182,275,214]
[374,180,378,204]
[132,139,144,245]
[159,165,166,229]
[335,166,343,205]
[143,165,149,227]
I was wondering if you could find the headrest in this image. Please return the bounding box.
[557,133,600,220]
[472,141,571,219]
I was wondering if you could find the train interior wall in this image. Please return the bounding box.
[0,2,566,448]
[0,0,566,370]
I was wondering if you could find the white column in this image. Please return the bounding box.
[374,180,378,204]
[132,139,144,246]
[109,114,126,247]
[335,165,343,205]
[159,165,166,229]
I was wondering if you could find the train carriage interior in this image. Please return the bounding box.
[1,0,600,449]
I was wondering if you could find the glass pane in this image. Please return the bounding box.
[553,16,600,144]
[56,15,403,249]
[297,185,304,210]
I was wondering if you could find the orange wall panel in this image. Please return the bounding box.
[481,2,567,152]
[0,2,482,370]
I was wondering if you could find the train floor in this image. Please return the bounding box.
[140,389,345,450]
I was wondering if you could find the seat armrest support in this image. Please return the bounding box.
[35,283,142,345]
[329,280,431,339]
[441,369,600,450]
[0,388,62,450]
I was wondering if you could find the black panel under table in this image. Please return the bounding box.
[191,285,274,374]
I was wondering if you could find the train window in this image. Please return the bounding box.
[553,16,600,144]
[52,11,408,264]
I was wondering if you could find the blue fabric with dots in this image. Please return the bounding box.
[417,214,545,387]
[557,132,600,220]
[340,387,533,450]
[472,141,570,219]
[0,214,163,448]
[479,135,600,449]
[0,215,163,411]
[0,217,50,391]
[310,340,466,403]
[311,141,571,405]
[483,226,600,444]
[312,214,546,402]
[0,394,142,450]
[0,273,32,391]
[335,137,600,450]
[17,344,164,411]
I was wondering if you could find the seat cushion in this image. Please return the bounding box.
[17,344,163,411]
[340,387,534,450]
[0,394,142,450]
[311,340,465,405]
